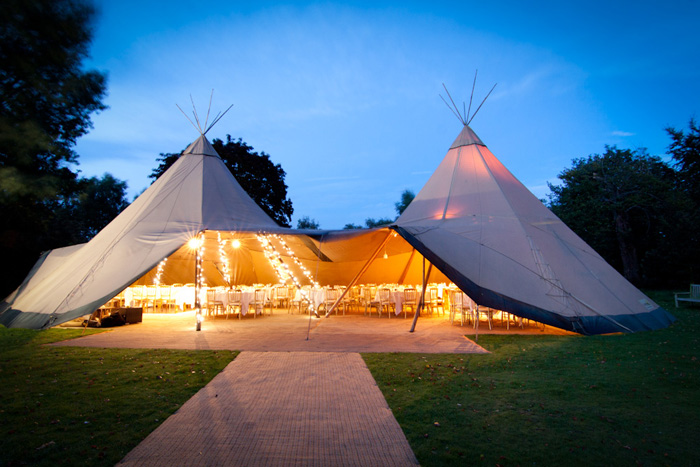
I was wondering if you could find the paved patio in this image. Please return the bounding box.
[54,311,492,353]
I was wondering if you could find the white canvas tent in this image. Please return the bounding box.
[0,123,675,334]
[393,124,675,334]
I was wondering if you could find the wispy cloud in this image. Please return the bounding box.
[612,130,635,137]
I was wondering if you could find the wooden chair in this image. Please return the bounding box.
[339,286,358,314]
[226,289,242,319]
[426,287,444,316]
[449,290,472,326]
[250,289,268,317]
[378,288,395,318]
[272,286,290,311]
[144,285,158,313]
[402,287,418,318]
[675,284,700,307]
[322,288,340,315]
[206,288,224,316]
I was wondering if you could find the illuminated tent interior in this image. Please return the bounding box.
[0,116,675,334]
[133,229,449,289]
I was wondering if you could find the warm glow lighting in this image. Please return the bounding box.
[383,252,389,260]
[188,237,203,250]
[231,239,241,249]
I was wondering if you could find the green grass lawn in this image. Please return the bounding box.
[364,290,700,466]
[0,327,237,466]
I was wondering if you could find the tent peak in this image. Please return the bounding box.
[450,124,485,149]
[182,134,220,158]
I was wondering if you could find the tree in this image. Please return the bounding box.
[151,135,294,227]
[666,119,700,280]
[667,119,700,204]
[343,223,363,229]
[364,217,394,228]
[53,174,129,243]
[296,216,320,229]
[0,0,108,295]
[547,146,687,286]
[394,189,415,216]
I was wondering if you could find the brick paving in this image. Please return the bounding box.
[54,312,491,353]
[118,351,419,466]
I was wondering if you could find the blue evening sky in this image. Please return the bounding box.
[75,0,700,228]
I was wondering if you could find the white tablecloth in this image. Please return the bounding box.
[293,288,326,309]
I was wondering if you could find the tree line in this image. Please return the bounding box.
[547,120,700,287]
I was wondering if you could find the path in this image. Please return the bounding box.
[118,351,419,466]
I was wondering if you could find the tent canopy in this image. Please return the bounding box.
[0,125,675,334]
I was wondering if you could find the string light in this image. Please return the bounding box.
[256,234,318,314]
[272,234,318,286]
[217,232,231,285]
[154,257,168,285]
[196,232,206,302]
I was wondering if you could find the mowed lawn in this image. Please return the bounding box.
[1,290,698,466]
[0,328,237,466]
[364,290,700,466]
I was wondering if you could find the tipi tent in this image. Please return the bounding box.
[393,124,675,334]
[0,122,675,335]
[0,135,281,328]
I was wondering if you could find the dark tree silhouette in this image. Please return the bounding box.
[0,0,108,295]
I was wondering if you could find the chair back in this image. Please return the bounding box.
[403,287,417,303]
[206,288,216,302]
[379,288,391,301]
[428,288,437,301]
[450,289,463,306]
[228,289,242,303]
[692,284,700,298]
[326,288,339,301]
[254,289,265,302]
[275,286,288,299]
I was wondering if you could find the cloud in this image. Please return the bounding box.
[612,130,635,137]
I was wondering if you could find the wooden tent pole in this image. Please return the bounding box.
[397,248,416,284]
[410,257,432,333]
[324,229,394,318]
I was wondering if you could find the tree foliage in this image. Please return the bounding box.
[296,216,320,230]
[151,135,294,227]
[364,217,395,228]
[56,174,129,242]
[547,146,691,286]
[395,189,415,216]
[667,119,700,204]
[0,0,109,296]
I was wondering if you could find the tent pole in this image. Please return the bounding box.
[409,256,430,332]
[396,248,416,284]
[195,231,203,331]
[324,229,394,318]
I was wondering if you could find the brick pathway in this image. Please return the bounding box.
[118,351,419,466]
